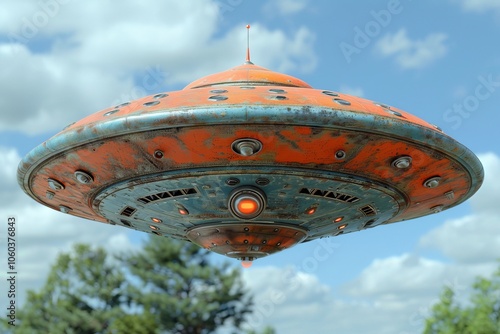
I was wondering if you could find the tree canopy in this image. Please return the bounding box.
[423,264,500,334]
[4,236,271,334]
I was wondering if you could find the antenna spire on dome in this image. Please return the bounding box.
[245,24,253,64]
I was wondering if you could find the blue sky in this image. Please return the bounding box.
[1,1,500,333]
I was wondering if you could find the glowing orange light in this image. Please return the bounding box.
[241,260,253,268]
[334,216,343,223]
[237,198,259,215]
[178,208,189,215]
[305,207,317,215]
[338,224,347,230]
[149,225,159,230]
[151,217,162,223]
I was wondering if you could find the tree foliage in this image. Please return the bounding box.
[122,235,253,334]
[15,244,131,334]
[423,265,500,334]
[11,237,257,334]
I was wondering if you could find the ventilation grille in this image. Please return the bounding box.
[120,207,137,217]
[137,188,198,204]
[299,188,360,203]
[359,205,376,216]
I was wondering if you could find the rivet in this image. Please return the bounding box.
[269,88,287,94]
[226,178,240,186]
[116,102,131,108]
[59,205,72,213]
[335,150,346,160]
[392,156,412,169]
[386,109,404,117]
[322,90,339,96]
[334,98,351,106]
[244,239,249,244]
[154,150,164,159]
[153,93,168,99]
[272,95,288,100]
[48,178,64,191]
[210,89,228,94]
[276,242,282,246]
[143,101,160,107]
[375,102,391,109]
[255,178,270,186]
[424,176,442,188]
[74,170,93,184]
[103,109,119,117]
[244,227,250,232]
[46,191,55,199]
[208,95,228,101]
[431,205,444,213]
[444,191,455,200]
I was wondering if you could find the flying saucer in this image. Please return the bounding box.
[17,26,483,266]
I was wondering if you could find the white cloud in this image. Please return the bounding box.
[454,0,500,12]
[240,260,492,334]
[262,0,310,16]
[0,0,316,135]
[375,29,448,69]
[419,153,500,263]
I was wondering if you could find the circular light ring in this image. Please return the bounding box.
[424,176,442,188]
[231,138,262,156]
[74,170,94,184]
[392,156,412,169]
[228,186,266,220]
[48,178,64,190]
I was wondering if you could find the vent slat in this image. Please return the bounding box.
[120,206,137,217]
[299,188,359,203]
[137,188,197,204]
[359,205,376,216]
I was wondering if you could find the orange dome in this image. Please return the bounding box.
[184,63,312,89]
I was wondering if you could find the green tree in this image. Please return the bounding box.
[423,265,500,333]
[15,244,135,334]
[122,235,253,334]
[12,237,255,333]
